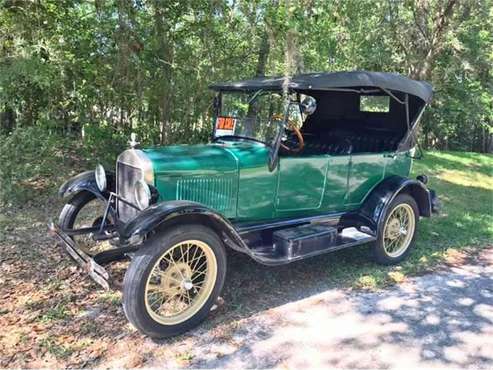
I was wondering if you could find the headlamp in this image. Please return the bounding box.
[134,179,151,209]
[95,164,107,192]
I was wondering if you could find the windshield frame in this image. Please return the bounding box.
[212,89,291,147]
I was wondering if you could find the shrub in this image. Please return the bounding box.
[80,124,127,167]
[0,126,78,205]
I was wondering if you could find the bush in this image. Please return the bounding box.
[80,124,128,167]
[0,126,79,205]
[0,123,214,206]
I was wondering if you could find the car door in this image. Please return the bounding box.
[275,154,328,211]
[345,152,386,206]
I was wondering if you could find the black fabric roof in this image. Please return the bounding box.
[210,71,433,103]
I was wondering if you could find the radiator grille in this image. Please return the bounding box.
[117,161,143,222]
[176,176,236,215]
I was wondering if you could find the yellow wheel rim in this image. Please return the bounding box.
[144,240,217,325]
[383,203,415,258]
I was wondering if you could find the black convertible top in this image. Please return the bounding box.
[210,71,433,103]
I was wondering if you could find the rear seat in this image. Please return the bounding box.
[302,133,398,155]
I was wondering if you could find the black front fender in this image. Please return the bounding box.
[58,170,115,200]
[119,200,249,252]
[358,176,432,233]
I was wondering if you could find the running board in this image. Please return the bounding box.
[249,226,376,265]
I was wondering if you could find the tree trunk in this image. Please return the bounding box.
[255,30,270,77]
[153,4,174,145]
[0,106,16,134]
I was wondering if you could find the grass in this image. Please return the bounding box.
[333,150,493,289]
[39,338,75,359]
[0,149,491,367]
[39,302,70,323]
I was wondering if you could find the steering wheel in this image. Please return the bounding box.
[271,114,305,153]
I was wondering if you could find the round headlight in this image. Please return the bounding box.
[134,179,151,210]
[95,164,107,192]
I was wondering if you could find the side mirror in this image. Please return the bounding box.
[300,96,317,116]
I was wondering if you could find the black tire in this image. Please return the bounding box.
[372,193,419,265]
[58,191,97,234]
[59,191,113,255]
[122,224,227,338]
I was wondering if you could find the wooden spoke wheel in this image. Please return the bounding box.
[144,240,217,325]
[383,203,416,258]
[373,194,419,265]
[123,224,227,338]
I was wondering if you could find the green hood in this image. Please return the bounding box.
[142,141,270,218]
[143,141,269,176]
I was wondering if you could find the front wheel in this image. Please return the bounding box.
[122,224,227,338]
[372,193,419,265]
[58,191,113,254]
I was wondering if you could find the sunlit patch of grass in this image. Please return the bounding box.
[39,301,70,322]
[97,291,122,306]
[175,351,195,364]
[437,169,493,190]
[355,275,378,289]
[387,270,405,283]
[39,338,75,359]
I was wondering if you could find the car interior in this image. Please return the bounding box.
[285,89,424,156]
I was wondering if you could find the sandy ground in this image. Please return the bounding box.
[116,248,493,369]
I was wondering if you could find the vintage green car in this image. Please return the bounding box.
[49,71,438,338]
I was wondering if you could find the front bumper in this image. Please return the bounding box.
[48,222,110,290]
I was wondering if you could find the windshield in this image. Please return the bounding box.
[214,91,286,145]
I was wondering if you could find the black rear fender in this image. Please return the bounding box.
[119,200,248,252]
[358,176,432,233]
[58,170,115,200]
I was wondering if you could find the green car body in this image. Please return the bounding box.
[143,143,412,222]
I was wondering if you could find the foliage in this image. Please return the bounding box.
[0,0,490,152]
[80,124,128,167]
[0,126,75,205]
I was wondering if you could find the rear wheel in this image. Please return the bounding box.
[122,224,227,338]
[372,193,419,265]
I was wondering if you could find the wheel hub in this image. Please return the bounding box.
[181,280,194,291]
[161,262,192,293]
[386,218,401,239]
